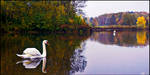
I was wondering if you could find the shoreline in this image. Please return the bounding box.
[1,26,149,34]
[91,27,149,32]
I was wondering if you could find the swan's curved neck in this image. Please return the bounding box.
[42,42,46,57]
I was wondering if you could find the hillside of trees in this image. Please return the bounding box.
[1,1,88,33]
[85,12,149,27]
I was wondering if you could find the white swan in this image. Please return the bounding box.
[16,40,48,59]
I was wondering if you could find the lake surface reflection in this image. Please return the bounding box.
[1,30,149,75]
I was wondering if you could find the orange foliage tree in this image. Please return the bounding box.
[136,16,146,28]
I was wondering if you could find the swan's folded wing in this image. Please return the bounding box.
[23,48,41,56]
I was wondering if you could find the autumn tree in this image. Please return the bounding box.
[136,16,146,28]
[93,18,99,27]
[0,1,87,32]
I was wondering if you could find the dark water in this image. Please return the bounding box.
[1,30,149,75]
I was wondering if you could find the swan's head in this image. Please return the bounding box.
[43,40,48,45]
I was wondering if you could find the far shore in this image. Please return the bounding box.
[91,25,149,31]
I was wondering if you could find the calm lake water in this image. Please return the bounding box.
[1,30,149,75]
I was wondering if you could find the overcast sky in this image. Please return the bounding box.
[82,1,149,17]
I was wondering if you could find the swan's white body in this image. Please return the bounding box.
[16,40,48,59]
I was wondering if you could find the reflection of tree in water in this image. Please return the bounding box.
[90,30,149,47]
[69,41,87,74]
[136,31,147,45]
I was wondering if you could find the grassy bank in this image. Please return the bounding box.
[2,24,149,34]
[1,24,91,35]
[93,25,148,29]
[90,25,149,32]
[94,25,148,28]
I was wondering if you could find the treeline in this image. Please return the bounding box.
[85,12,149,27]
[1,1,88,32]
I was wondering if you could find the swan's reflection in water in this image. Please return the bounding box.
[16,58,47,73]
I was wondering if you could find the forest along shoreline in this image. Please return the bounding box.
[1,1,149,34]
